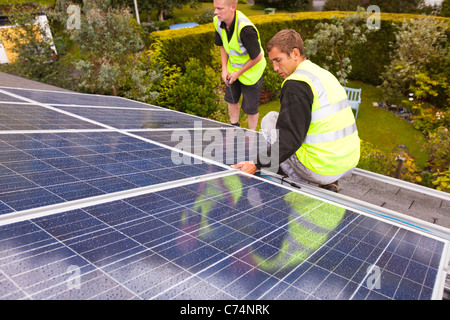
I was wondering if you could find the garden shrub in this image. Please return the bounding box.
[149,11,448,87]
[349,21,397,85]
[379,15,449,104]
[162,58,224,118]
[358,139,421,183]
[304,8,370,84]
[69,5,146,96]
[194,7,215,24]
[0,8,59,83]
[358,139,395,176]
[261,63,283,101]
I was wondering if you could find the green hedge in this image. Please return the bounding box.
[149,11,449,86]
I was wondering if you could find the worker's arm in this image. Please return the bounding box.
[219,46,230,84]
[257,81,313,173]
[232,81,313,175]
[227,52,263,85]
[227,26,262,85]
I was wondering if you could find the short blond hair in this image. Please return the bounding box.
[215,0,238,6]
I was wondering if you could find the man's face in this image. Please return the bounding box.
[213,0,236,24]
[268,46,299,79]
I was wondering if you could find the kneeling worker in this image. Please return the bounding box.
[232,29,360,192]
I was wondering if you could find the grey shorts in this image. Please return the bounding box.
[224,74,264,115]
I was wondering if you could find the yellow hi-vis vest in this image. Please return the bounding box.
[282,60,360,176]
[214,10,266,86]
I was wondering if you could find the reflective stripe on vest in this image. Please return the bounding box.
[293,68,352,123]
[214,11,266,85]
[283,60,360,176]
[304,123,357,144]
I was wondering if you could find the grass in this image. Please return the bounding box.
[151,3,288,23]
[256,80,429,170]
[173,3,285,19]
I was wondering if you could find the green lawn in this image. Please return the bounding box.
[257,80,429,169]
[156,3,286,23]
[173,3,283,18]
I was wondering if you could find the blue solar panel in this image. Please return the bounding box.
[0,131,225,214]
[133,129,267,165]
[0,87,448,301]
[0,104,102,130]
[0,92,26,103]
[0,174,446,300]
[0,87,158,109]
[53,106,230,130]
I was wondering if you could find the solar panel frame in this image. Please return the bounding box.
[0,86,448,301]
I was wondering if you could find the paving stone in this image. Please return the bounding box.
[381,197,414,213]
[441,200,450,210]
[397,188,444,208]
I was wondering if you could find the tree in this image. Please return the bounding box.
[304,9,371,84]
[442,0,450,17]
[61,0,159,100]
[0,4,58,81]
[379,15,449,104]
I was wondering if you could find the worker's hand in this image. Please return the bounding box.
[227,72,239,85]
[222,71,230,86]
[231,161,258,175]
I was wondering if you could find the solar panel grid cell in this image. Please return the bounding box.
[134,129,266,166]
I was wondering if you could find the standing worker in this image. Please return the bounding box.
[232,29,360,192]
[213,0,266,130]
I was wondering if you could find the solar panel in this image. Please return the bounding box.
[0,131,225,214]
[53,106,230,130]
[0,103,103,130]
[133,129,267,166]
[0,87,158,109]
[0,86,448,301]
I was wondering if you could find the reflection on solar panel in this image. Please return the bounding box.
[0,86,448,301]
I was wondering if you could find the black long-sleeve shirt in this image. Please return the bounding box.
[256,80,314,171]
